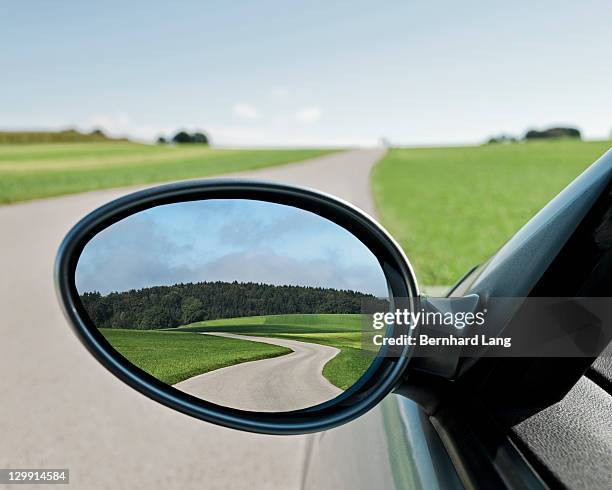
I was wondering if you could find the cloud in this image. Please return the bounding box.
[75,201,389,297]
[84,113,174,142]
[89,112,131,133]
[295,106,322,123]
[75,214,187,294]
[216,207,311,247]
[189,248,387,296]
[208,125,377,147]
[232,102,259,120]
[270,86,290,100]
[78,242,386,297]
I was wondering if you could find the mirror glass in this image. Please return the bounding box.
[75,199,391,412]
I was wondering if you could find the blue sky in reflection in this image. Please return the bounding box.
[76,199,388,297]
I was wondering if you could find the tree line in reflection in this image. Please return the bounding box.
[80,281,385,329]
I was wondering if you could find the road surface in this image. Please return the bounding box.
[223,148,384,218]
[175,333,343,411]
[0,148,386,490]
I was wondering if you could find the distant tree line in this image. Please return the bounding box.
[157,131,209,145]
[487,126,582,144]
[524,127,581,140]
[0,128,126,144]
[80,281,384,329]
[486,134,518,144]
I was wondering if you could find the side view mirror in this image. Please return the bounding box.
[55,180,419,434]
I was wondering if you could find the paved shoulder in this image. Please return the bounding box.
[229,148,386,217]
[175,333,342,412]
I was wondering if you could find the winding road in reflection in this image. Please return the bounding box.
[174,333,343,411]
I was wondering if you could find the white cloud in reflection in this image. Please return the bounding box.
[76,199,389,297]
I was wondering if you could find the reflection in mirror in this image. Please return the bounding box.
[75,199,390,412]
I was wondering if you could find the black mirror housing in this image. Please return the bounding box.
[55,179,419,434]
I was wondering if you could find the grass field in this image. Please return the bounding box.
[174,313,364,334]
[372,140,612,285]
[176,313,376,389]
[0,142,335,203]
[99,328,291,385]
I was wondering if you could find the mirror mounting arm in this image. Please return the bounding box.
[409,294,481,379]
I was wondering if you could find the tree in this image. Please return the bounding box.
[524,127,581,140]
[181,297,204,324]
[192,132,209,145]
[79,281,387,329]
[157,136,167,144]
[90,128,106,137]
[172,131,192,144]
[170,131,210,144]
[487,134,518,145]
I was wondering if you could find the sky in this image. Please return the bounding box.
[75,199,389,297]
[2,1,611,146]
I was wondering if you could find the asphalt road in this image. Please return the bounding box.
[175,333,343,411]
[0,148,386,490]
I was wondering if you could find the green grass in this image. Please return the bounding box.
[174,313,375,389]
[372,140,612,285]
[174,313,364,334]
[0,142,335,203]
[99,328,291,385]
[103,313,380,390]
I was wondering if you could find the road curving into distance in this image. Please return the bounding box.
[175,333,343,411]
